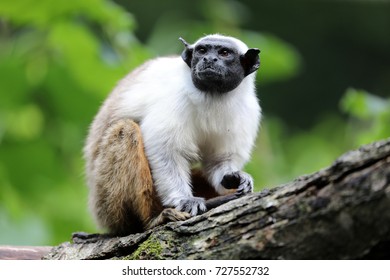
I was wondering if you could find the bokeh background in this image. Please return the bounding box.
[0,0,389,245]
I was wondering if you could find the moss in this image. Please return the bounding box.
[127,235,164,260]
[115,230,182,260]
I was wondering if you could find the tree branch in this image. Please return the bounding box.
[40,137,390,259]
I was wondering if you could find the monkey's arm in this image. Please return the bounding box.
[203,104,259,196]
[202,132,257,196]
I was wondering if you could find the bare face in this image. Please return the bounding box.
[190,38,245,93]
[181,36,260,94]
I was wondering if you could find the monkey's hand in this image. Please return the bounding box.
[221,171,254,196]
[175,196,207,216]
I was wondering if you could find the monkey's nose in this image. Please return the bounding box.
[203,56,218,62]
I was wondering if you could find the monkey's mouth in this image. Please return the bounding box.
[197,65,223,77]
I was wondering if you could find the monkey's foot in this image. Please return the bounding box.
[176,196,207,216]
[146,208,191,229]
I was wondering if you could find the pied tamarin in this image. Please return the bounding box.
[83,34,261,235]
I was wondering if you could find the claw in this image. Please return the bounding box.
[176,196,206,216]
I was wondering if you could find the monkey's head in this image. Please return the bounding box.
[180,34,260,94]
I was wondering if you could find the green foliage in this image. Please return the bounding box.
[240,31,302,84]
[0,0,151,245]
[340,88,390,146]
[247,88,390,188]
[247,114,347,188]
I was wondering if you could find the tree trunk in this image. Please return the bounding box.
[43,137,390,260]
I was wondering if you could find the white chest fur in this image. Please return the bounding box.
[116,56,260,165]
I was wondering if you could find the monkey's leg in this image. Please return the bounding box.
[93,119,191,234]
[92,119,163,235]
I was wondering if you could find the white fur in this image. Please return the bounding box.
[113,35,261,207]
[194,34,249,53]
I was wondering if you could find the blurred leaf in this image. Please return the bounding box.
[0,169,24,218]
[200,0,249,29]
[0,0,135,31]
[240,31,302,83]
[0,57,30,109]
[0,0,138,245]
[340,88,390,146]
[0,207,51,246]
[340,87,388,119]
[248,114,348,189]
[3,104,44,141]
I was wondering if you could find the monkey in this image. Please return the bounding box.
[83,34,261,236]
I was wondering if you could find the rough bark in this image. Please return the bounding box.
[43,137,390,260]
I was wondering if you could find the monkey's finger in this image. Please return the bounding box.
[170,211,191,221]
[236,180,253,195]
[161,208,191,222]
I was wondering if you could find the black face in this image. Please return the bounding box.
[180,37,260,94]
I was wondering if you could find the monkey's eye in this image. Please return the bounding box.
[219,49,231,57]
[197,47,207,54]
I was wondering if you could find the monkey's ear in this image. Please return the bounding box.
[179,37,193,68]
[240,48,261,76]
